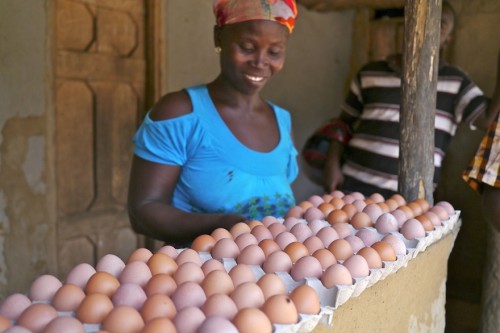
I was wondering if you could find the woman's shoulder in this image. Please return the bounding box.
[149,89,193,121]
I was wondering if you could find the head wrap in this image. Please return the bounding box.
[213,0,298,33]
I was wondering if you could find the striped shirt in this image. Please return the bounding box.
[340,60,488,197]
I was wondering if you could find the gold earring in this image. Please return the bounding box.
[215,46,222,53]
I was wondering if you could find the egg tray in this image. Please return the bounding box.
[175,211,461,333]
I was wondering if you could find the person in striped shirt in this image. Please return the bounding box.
[303,2,500,197]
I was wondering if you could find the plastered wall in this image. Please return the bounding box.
[0,0,57,297]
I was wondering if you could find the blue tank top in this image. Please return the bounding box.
[133,85,298,219]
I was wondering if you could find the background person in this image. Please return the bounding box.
[302,2,499,198]
[128,0,299,245]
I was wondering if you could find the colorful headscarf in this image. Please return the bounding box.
[213,0,298,33]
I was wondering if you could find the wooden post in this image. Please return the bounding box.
[398,0,441,204]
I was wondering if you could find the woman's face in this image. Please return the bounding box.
[215,20,289,95]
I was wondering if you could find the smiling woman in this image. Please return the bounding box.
[127,0,300,246]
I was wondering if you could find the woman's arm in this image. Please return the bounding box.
[127,156,245,245]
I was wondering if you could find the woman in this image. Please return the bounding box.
[128,0,299,245]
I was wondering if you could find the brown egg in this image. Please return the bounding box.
[371,241,397,261]
[391,209,409,228]
[198,316,238,333]
[171,281,207,311]
[201,293,238,320]
[202,270,235,297]
[140,293,176,323]
[119,261,152,287]
[251,225,273,242]
[127,248,153,263]
[415,198,431,212]
[407,202,424,216]
[230,282,265,310]
[285,205,304,219]
[312,248,337,270]
[144,273,177,297]
[211,227,233,242]
[377,202,390,213]
[233,308,272,333]
[191,234,216,252]
[289,284,321,315]
[384,198,399,212]
[327,210,349,225]
[229,264,256,287]
[17,303,57,332]
[102,306,145,333]
[330,197,345,209]
[28,274,62,302]
[258,239,281,257]
[328,238,353,261]
[316,227,340,247]
[308,194,325,207]
[147,252,178,276]
[322,193,334,202]
[342,203,358,219]
[173,306,205,333]
[262,250,293,273]
[321,263,353,288]
[415,214,435,231]
[85,271,120,297]
[51,283,86,312]
[211,238,240,260]
[357,247,383,269]
[290,256,323,281]
[284,242,309,263]
[201,258,225,276]
[43,316,85,333]
[96,254,125,277]
[298,200,314,210]
[173,262,204,285]
[66,263,97,288]
[247,219,264,229]
[257,273,287,299]
[0,293,31,321]
[157,245,178,259]
[230,222,251,239]
[369,192,385,203]
[350,212,372,229]
[261,294,298,325]
[398,205,415,219]
[141,317,177,333]
[318,202,335,216]
[0,315,11,332]
[111,283,147,310]
[176,248,202,266]
[390,194,407,206]
[76,293,114,324]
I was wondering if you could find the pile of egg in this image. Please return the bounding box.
[0,191,456,333]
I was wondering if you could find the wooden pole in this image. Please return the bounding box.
[398,0,441,204]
